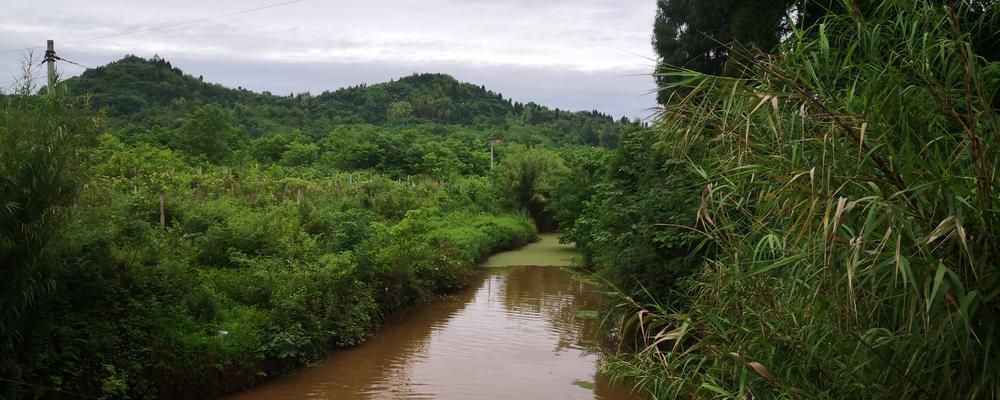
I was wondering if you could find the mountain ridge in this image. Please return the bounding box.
[64,55,627,147]
[65,55,614,124]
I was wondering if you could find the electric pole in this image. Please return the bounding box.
[489,137,503,170]
[45,40,56,92]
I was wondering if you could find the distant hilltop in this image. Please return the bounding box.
[62,55,633,147]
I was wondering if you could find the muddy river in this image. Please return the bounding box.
[229,234,637,399]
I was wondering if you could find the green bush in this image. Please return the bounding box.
[358,208,537,306]
[3,145,536,398]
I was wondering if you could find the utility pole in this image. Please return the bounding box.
[159,189,166,230]
[489,138,503,170]
[45,40,57,92]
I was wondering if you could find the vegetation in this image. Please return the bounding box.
[653,0,800,74]
[63,56,627,148]
[6,0,997,398]
[0,57,602,398]
[554,0,1000,398]
[652,0,1000,104]
[651,0,827,103]
[551,128,707,296]
[493,147,567,231]
[1,78,100,358]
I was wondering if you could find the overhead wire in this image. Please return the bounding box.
[51,55,92,69]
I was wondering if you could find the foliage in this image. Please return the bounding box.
[550,127,707,296]
[653,0,792,74]
[172,104,248,163]
[603,1,1000,398]
[63,57,628,149]
[547,146,612,248]
[0,88,100,356]
[0,120,538,398]
[651,0,1000,104]
[317,124,488,178]
[357,208,536,307]
[493,147,567,231]
[652,0,811,103]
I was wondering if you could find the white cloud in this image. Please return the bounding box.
[0,0,659,117]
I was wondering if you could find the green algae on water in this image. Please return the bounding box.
[482,234,578,268]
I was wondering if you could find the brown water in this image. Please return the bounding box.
[229,235,637,400]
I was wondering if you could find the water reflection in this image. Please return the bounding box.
[230,261,636,399]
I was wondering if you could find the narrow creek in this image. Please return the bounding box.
[229,234,637,399]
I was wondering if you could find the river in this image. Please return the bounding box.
[229,234,637,399]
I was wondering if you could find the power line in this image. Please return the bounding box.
[0,0,308,56]
[54,55,92,70]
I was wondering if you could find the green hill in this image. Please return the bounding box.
[65,55,626,147]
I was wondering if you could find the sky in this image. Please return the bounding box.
[0,0,660,119]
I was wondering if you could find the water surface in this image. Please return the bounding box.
[230,234,635,399]
[481,234,579,268]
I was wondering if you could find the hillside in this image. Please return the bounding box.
[64,56,626,147]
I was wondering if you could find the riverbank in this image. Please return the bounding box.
[6,198,537,399]
[194,210,540,399]
[228,241,635,399]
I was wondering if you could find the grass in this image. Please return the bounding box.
[603,1,1000,398]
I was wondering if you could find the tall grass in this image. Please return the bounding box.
[0,70,99,353]
[607,1,999,398]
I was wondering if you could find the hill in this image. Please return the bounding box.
[64,56,626,147]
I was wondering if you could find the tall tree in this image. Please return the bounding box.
[173,104,247,163]
[652,0,798,103]
[652,0,998,104]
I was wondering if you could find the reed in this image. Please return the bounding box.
[607,1,1000,397]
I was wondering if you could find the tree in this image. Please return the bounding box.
[494,148,567,231]
[173,104,247,163]
[652,0,794,101]
[386,101,413,122]
[251,132,296,163]
[280,141,320,166]
[652,0,999,104]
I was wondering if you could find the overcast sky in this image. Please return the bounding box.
[0,0,659,119]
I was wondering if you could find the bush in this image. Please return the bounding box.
[358,208,537,306]
[4,147,537,398]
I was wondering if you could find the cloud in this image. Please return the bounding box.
[0,0,659,118]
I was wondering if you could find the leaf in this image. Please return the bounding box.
[926,216,955,245]
[700,383,733,396]
[819,23,830,60]
[927,263,947,313]
[747,361,778,385]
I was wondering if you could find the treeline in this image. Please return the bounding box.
[551,0,999,398]
[64,56,628,148]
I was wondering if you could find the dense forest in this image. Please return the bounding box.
[3,0,999,398]
[64,56,627,149]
